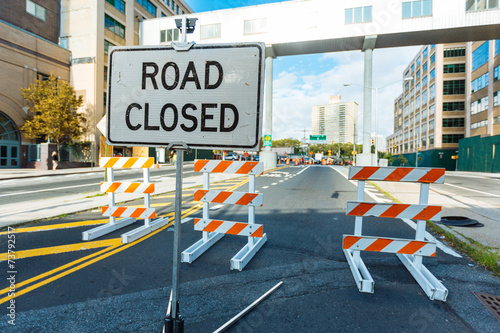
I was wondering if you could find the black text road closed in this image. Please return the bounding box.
[106,43,265,150]
[107,43,264,150]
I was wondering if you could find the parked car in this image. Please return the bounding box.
[225,152,239,160]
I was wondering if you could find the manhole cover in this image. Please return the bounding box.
[438,216,483,227]
[473,292,500,322]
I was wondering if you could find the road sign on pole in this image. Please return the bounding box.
[309,135,327,144]
[263,134,272,147]
[107,43,265,150]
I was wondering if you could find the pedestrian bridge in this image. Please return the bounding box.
[140,0,500,167]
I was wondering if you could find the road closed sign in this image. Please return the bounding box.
[106,43,265,150]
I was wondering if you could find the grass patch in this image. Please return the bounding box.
[370,181,500,276]
[84,193,106,199]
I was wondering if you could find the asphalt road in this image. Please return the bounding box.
[0,165,499,332]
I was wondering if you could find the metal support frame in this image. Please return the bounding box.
[343,168,448,301]
[182,161,267,271]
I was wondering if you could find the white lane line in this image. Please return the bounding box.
[0,183,98,198]
[210,204,224,211]
[271,183,278,186]
[262,186,269,189]
[297,166,310,175]
[444,183,500,198]
[330,166,461,257]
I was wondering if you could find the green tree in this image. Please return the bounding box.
[21,74,84,145]
[383,152,396,165]
[397,154,408,166]
[272,138,301,154]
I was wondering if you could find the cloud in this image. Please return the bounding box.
[271,45,422,149]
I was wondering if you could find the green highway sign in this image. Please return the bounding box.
[309,135,326,143]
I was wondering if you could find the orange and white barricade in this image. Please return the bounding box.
[82,157,168,243]
[343,166,448,301]
[182,160,267,271]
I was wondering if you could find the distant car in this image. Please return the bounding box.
[225,152,239,160]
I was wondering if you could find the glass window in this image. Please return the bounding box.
[201,23,221,39]
[494,64,499,81]
[402,0,432,18]
[423,62,428,72]
[416,95,421,108]
[416,82,421,92]
[416,70,421,80]
[136,0,157,16]
[422,89,428,104]
[423,47,428,58]
[472,42,489,71]
[106,0,125,13]
[104,40,115,55]
[494,90,500,107]
[496,40,500,56]
[443,63,466,73]
[244,18,267,35]
[422,108,427,119]
[430,53,435,65]
[26,0,46,21]
[442,134,464,144]
[105,14,125,38]
[430,68,435,80]
[430,84,435,100]
[429,119,434,130]
[471,72,489,93]
[345,6,372,23]
[443,80,466,95]
[429,104,435,115]
[466,0,498,11]
[443,102,465,111]
[416,56,421,67]
[444,48,465,57]
[422,75,428,87]
[471,96,489,115]
[443,118,464,127]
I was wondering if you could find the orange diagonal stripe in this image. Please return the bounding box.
[385,168,412,182]
[102,206,109,214]
[130,208,146,218]
[212,191,232,203]
[142,158,154,168]
[107,182,122,193]
[365,238,393,252]
[122,158,138,168]
[112,207,127,217]
[144,183,155,193]
[212,161,232,173]
[125,183,140,193]
[351,167,379,180]
[236,162,257,174]
[412,205,441,220]
[380,204,411,218]
[226,222,248,236]
[194,160,209,172]
[397,241,426,255]
[194,190,209,201]
[250,225,263,238]
[102,158,118,168]
[203,220,224,232]
[148,211,156,219]
[194,218,200,225]
[347,203,376,216]
[418,169,445,183]
[343,236,362,249]
[235,193,255,205]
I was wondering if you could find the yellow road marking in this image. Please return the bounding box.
[0,175,253,304]
[126,203,171,208]
[0,239,120,261]
[154,193,193,199]
[0,219,108,235]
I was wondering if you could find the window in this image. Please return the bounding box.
[26,0,46,21]
[443,118,464,127]
[422,108,427,119]
[244,18,267,35]
[106,0,125,13]
[176,4,179,14]
[472,42,489,71]
[430,53,435,65]
[171,0,174,10]
[496,40,500,56]
[104,40,115,55]
[416,113,420,123]
[416,83,421,92]
[429,104,435,115]
[471,72,489,92]
[443,102,465,111]
[201,23,221,39]
[405,104,409,116]
[494,65,499,81]
[495,90,499,107]
[442,134,464,144]
[405,82,410,91]
[443,80,465,95]
[416,95,421,108]
[422,89,428,104]
[430,68,435,80]
[160,29,179,42]
[104,66,108,82]
[405,120,409,129]
[430,84,435,100]
[471,96,489,114]
[429,135,434,145]
[345,6,372,24]
[416,70,421,80]
[411,117,414,126]
[429,119,434,130]
[104,92,107,108]
[443,63,466,73]
[423,62,428,72]
[495,115,500,124]
[422,75,428,87]
[471,120,488,129]
[411,88,415,97]
[105,14,125,38]
[411,101,414,113]
[402,0,432,18]
[411,64,415,73]
[405,131,409,138]
[423,47,428,58]
[444,48,465,58]
[421,136,427,148]
[136,0,156,16]
[422,123,427,133]
[466,0,498,11]
[416,56,421,67]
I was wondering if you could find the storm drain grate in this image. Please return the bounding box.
[473,292,500,322]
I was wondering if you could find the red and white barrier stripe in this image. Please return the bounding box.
[194,160,263,175]
[194,218,263,237]
[194,190,263,206]
[101,182,155,194]
[346,201,442,221]
[102,206,156,219]
[100,157,155,169]
[343,235,436,257]
[348,166,445,184]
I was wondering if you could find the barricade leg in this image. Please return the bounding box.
[231,233,267,271]
[343,249,374,293]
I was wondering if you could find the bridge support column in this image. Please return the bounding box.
[260,47,277,168]
[357,35,377,167]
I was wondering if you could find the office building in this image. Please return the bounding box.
[312,95,358,145]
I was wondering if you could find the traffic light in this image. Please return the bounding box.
[371,139,374,145]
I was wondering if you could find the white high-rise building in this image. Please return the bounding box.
[312,96,358,144]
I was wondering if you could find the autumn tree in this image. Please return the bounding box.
[20,74,84,146]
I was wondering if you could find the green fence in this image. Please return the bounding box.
[390,149,458,170]
[458,135,500,173]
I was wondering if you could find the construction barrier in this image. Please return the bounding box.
[343,166,448,301]
[182,160,267,270]
[82,157,168,243]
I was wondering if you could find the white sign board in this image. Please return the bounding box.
[106,43,265,150]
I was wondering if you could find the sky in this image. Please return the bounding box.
[186,0,422,147]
